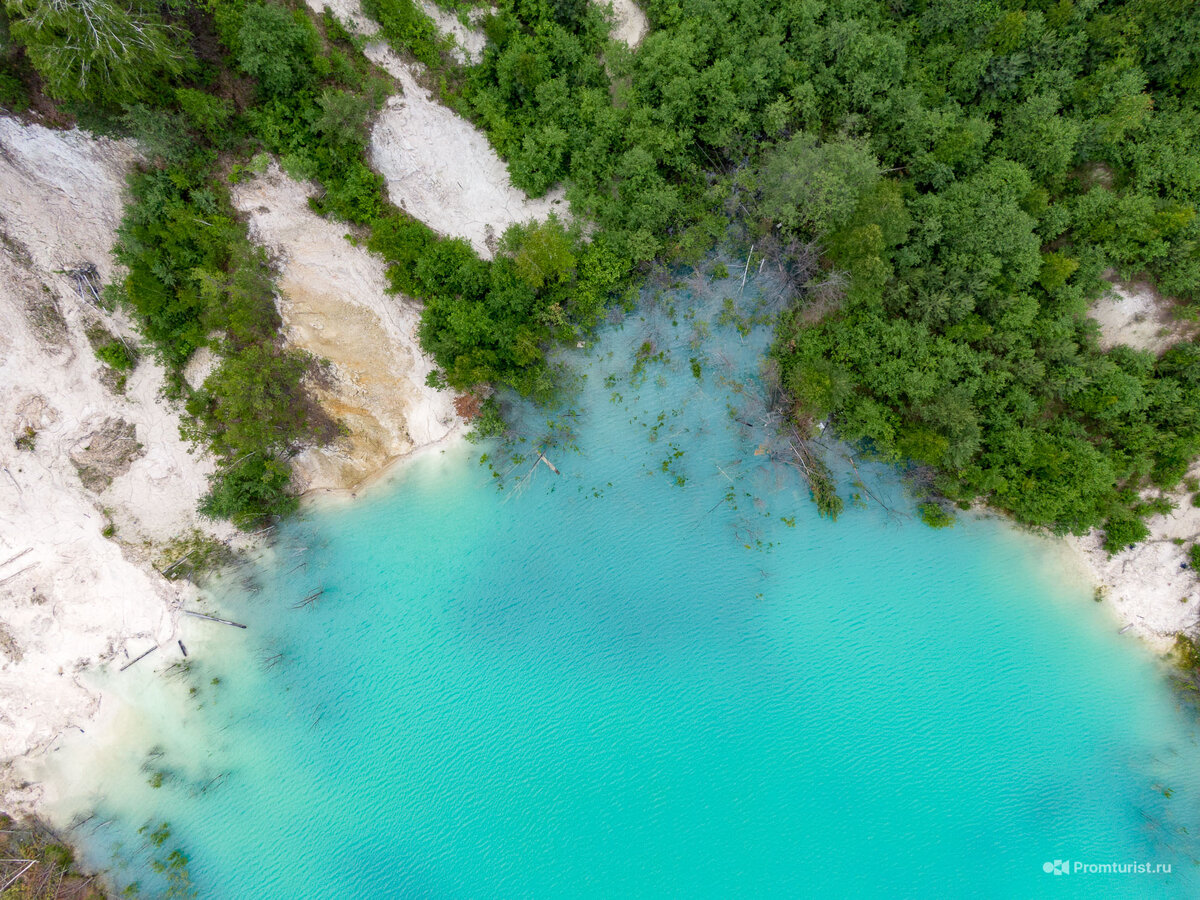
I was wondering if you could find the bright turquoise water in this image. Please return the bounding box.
[63,279,1200,897]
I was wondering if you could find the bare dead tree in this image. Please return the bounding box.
[840,448,904,520]
[684,266,713,302]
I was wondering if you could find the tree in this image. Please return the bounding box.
[5,0,188,103]
[757,132,882,238]
[907,159,1042,301]
[500,215,577,290]
[997,92,1081,185]
[237,2,316,98]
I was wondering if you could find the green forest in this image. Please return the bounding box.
[2,0,1199,550]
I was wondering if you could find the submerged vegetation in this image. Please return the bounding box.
[1,0,1198,548]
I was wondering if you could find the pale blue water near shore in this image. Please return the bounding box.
[59,276,1200,897]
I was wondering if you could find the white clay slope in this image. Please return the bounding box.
[232,164,460,493]
[0,119,230,809]
[309,0,567,258]
[365,46,567,258]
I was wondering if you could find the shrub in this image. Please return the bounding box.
[918,502,955,529]
[175,88,233,142]
[200,455,297,529]
[1102,512,1151,555]
[94,338,137,371]
[362,0,443,67]
[237,2,318,98]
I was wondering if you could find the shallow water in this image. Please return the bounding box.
[51,277,1200,897]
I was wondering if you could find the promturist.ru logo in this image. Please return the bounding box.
[1043,860,1071,876]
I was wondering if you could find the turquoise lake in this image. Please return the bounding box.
[58,277,1200,897]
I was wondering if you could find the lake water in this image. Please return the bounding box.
[48,275,1200,897]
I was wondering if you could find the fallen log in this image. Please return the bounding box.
[119,645,158,672]
[182,610,247,629]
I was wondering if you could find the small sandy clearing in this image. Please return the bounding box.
[1089,279,1196,354]
[598,0,648,48]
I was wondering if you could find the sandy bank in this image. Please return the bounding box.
[1070,283,1200,649]
[231,164,461,493]
[314,0,568,258]
[0,118,232,812]
[365,46,567,258]
[0,112,463,813]
[1068,468,1200,652]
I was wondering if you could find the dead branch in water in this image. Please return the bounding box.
[160,549,196,576]
[841,449,905,520]
[732,368,845,519]
[292,587,325,609]
[504,449,562,502]
[739,243,755,294]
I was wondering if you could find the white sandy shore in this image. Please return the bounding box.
[0,0,560,805]
[0,102,465,810]
[0,119,231,813]
[1075,283,1200,650]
